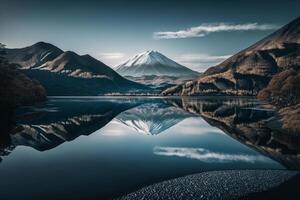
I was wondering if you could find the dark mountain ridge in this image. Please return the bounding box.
[5,42,149,95]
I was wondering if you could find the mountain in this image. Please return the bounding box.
[0,64,46,106]
[257,68,300,134]
[258,69,300,107]
[162,17,300,96]
[0,46,46,107]
[5,42,64,69]
[115,50,199,77]
[115,102,195,135]
[5,42,149,95]
[124,75,198,93]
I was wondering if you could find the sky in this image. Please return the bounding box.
[0,0,299,72]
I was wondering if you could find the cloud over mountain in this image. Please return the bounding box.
[177,54,232,72]
[154,23,279,39]
[98,52,125,60]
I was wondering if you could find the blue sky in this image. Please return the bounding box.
[0,0,299,71]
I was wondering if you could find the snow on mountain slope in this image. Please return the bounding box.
[117,50,182,68]
[5,42,63,69]
[34,51,119,79]
[115,50,199,77]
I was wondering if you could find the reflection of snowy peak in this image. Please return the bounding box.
[115,51,199,77]
[115,103,194,135]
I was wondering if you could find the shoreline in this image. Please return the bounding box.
[116,169,300,200]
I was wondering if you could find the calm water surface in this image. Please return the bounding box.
[0,97,287,199]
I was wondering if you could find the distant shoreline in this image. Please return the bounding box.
[47,95,257,98]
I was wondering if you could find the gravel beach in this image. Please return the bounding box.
[117,170,300,200]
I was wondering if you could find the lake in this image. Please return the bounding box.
[0,96,298,200]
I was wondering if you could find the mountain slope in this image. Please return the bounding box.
[35,51,124,79]
[257,69,300,133]
[115,50,199,77]
[162,17,300,96]
[0,45,46,107]
[5,42,149,95]
[5,42,64,69]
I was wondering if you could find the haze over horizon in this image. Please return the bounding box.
[0,0,299,72]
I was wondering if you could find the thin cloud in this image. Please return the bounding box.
[98,52,125,60]
[154,23,279,39]
[153,146,270,163]
[178,54,231,63]
[177,54,232,72]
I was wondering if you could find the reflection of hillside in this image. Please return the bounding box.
[0,98,195,160]
[0,99,142,159]
[11,112,120,151]
[115,103,195,135]
[168,97,300,169]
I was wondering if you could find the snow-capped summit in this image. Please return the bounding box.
[115,50,199,77]
[117,50,182,68]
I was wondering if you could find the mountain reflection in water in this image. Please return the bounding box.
[115,103,195,135]
[1,97,300,199]
[0,97,300,170]
[0,97,299,170]
[167,97,300,169]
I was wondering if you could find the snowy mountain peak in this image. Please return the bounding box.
[146,50,156,54]
[116,50,181,68]
[115,51,199,77]
[145,50,160,56]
